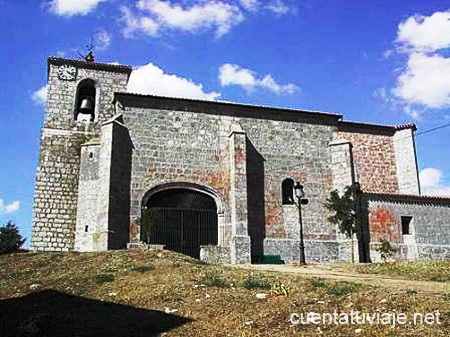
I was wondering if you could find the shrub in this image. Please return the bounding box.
[203,269,227,288]
[0,221,26,254]
[242,273,271,290]
[94,273,115,284]
[376,238,398,262]
[270,280,290,296]
[327,282,361,296]
[308,277,330,289]
[130,265,155,273]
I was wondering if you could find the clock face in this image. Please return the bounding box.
[58,65,77,81]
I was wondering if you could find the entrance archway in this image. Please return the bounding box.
[142,188,218,258]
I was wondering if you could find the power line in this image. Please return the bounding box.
[415,122,450,136]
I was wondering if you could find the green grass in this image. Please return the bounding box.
[94,273,115,284]
[242,272,271,290]
[130,265,155,273]
[202,269,227,288]
[308,277,361,296]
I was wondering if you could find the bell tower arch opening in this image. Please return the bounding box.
[141,185,220,259]
[74,78,97,123]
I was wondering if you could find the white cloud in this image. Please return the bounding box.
[32,85,47,106]
[47,0,107,17]
[239,0,259,12]
[94,29,112,51]
[120,6,160,37]
[386,10,450,116]
[419,167,450,196]
[121,0,244,38]
[397,11,450,53]
[393,52,450,109]
[266,0,290,15]
[218,63,297,94]
[127,63,220,100]
[0,199,20,214]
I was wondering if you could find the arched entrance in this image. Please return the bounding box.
[142,188,218,258]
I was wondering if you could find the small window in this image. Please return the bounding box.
[89,152,94,159]
[282,178,294,205]
[401,216,412,235]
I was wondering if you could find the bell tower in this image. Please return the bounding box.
[31,57,132,252]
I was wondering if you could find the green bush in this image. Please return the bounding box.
[242,272,271,290]
[327,282,361,296]
[0,222,26,255]
[94,273,115,284]
[270,280,290,296]
[203,270,227,288]
[130,265,155,273]
[308,277,330,289]
[376,238,398,262]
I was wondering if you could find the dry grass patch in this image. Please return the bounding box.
[344,260,450,282]
[0,250,449,336]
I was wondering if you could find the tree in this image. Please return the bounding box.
[0,221,26,254]
[324,186,357,263]
[138,209,161,245]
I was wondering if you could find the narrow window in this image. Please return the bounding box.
[75,79,96,122]
[401,216,412,235]
[282,178,294,205]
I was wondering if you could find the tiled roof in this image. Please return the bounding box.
[363,192,450,203]
[395,123,417,131]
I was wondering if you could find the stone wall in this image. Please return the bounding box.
[115,95,343,262]
[361,193,450,261]
[32,130,83,251]
[33,58,427,263]
[32,58,131,251]
[107,118,133,249]
[338,124,398,193]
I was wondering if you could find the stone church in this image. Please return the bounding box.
[31,57,450,263]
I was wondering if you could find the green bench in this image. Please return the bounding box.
[254,255,285,264]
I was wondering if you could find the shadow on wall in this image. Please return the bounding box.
[0,289,192,337]
[108,118,134,250]
[246,138,266,263]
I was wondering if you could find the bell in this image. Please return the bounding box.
[79,97,94,115]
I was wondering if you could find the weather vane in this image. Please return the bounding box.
[78,37,96,63]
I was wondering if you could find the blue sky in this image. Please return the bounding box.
[1,0,450,245]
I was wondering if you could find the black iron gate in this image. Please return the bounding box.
[142,189,218,259]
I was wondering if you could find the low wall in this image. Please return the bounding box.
[361,193,450,261]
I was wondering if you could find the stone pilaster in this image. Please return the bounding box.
[74,141,100,252]
[329,139,355,192]
[228,124,251,264]
[93,114,132,251]
[329,138,359,261]
[393,128,420,194]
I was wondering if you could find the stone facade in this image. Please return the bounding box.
[32,57,450,263]
[361,193,450,261]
